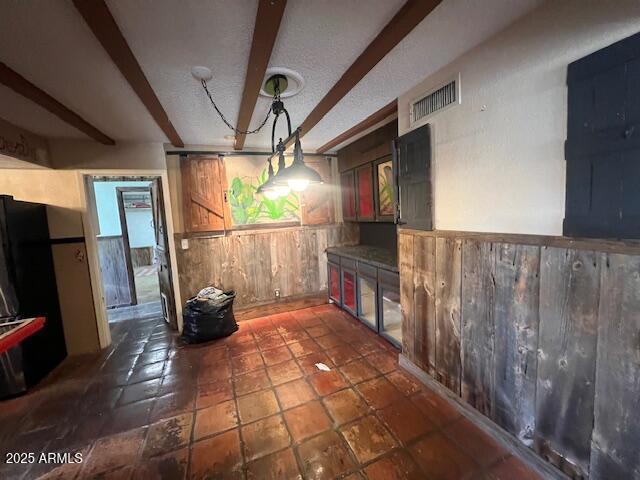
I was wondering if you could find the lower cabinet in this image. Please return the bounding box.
[357,266,378,331]
[341,259,357,316]
[327,256,401,348]
[378,270,402,345]
[328,258,341,305]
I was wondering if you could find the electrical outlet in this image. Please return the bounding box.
[274,289,281,299]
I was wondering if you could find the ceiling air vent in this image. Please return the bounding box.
[410,77,459,125]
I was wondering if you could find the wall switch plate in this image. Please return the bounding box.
[181,238,189,250]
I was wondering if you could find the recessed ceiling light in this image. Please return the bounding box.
[191,66,213,81]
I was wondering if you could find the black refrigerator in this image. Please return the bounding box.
[0,195,67,395]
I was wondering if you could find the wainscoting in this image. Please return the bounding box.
[97,235,132,308]
[175,223,359,309]
[399,229,640,479]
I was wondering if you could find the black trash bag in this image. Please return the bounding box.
[181,290,238,344]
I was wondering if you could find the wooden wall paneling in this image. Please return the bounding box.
[492,243,541,447]
[300,229,320,294]
[219,235,234,294]
[399,232,415,360]
[270,230,295,298]
[590,253,640,479]
[461,240,496,417]
[253,233,273,303]
[536,247,601,477]
[97,236,132,308]
[435,237,462,394]
[412,234,436,375]
[130,247,153,267]
[176,225,346,309]
[230,234,255,305]
[316,228,329,291]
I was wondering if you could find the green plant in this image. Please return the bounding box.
[378,163,394,215]
[228,168,300,225]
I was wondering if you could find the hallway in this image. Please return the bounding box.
[0,305,540,479]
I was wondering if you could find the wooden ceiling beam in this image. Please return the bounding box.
[316,100,397,153]
[73,0,184,147]
[0,62,115,145]
[233,0,288,151]
[298,0,441,141]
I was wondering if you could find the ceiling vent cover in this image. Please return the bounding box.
[411,77,459,125]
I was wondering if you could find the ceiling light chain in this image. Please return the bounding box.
[200,79,272,135]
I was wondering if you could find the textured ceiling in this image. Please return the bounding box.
[0,0,164,141]
[0,0,543,150]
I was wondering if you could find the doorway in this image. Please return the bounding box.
[88,176,178,334]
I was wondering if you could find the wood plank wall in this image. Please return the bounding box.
[175,224,359,309]
[400,230,640,479]
[97,235,131,308]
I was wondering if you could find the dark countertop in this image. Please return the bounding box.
[326,245,398,272]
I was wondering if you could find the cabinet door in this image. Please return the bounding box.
[357,274,377,331]
[396,124,432,230]
[328,262,341,305]
[374,155,395,222]
[341,269,357,315]
[378,271,401,347]
[340,171,356,221]
[356,164,374,221]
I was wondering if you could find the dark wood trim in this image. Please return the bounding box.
[168,149,335,157]
[73,0,184,147]
[0,62,115,145]
[355,163,375,221]
[373,155,394,222]
[231,221,301,232]
[235,293,328,322]
[116,186,151,306]
[316,101,397,154]
[233,0,288,151]
[340,170,357,221]
[400,228,640,255]
[297,0,441,141]
[49,237,86,245]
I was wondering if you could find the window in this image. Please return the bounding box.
[564,31,640,239]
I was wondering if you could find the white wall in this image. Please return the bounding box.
[125,209,156,248]
[398,0,640,236]
[93,180,154,248]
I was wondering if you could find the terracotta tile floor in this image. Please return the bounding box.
[0,304,543,479]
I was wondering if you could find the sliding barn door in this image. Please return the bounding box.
[181,155,227,232]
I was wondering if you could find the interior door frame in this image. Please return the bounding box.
[115,186,153,306]
[81,172,182,349]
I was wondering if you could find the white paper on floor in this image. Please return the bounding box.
[315,363,331,371]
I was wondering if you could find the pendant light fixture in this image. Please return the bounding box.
[198,70,320,197]
[256,141,290,199]
[273,130,323,192]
